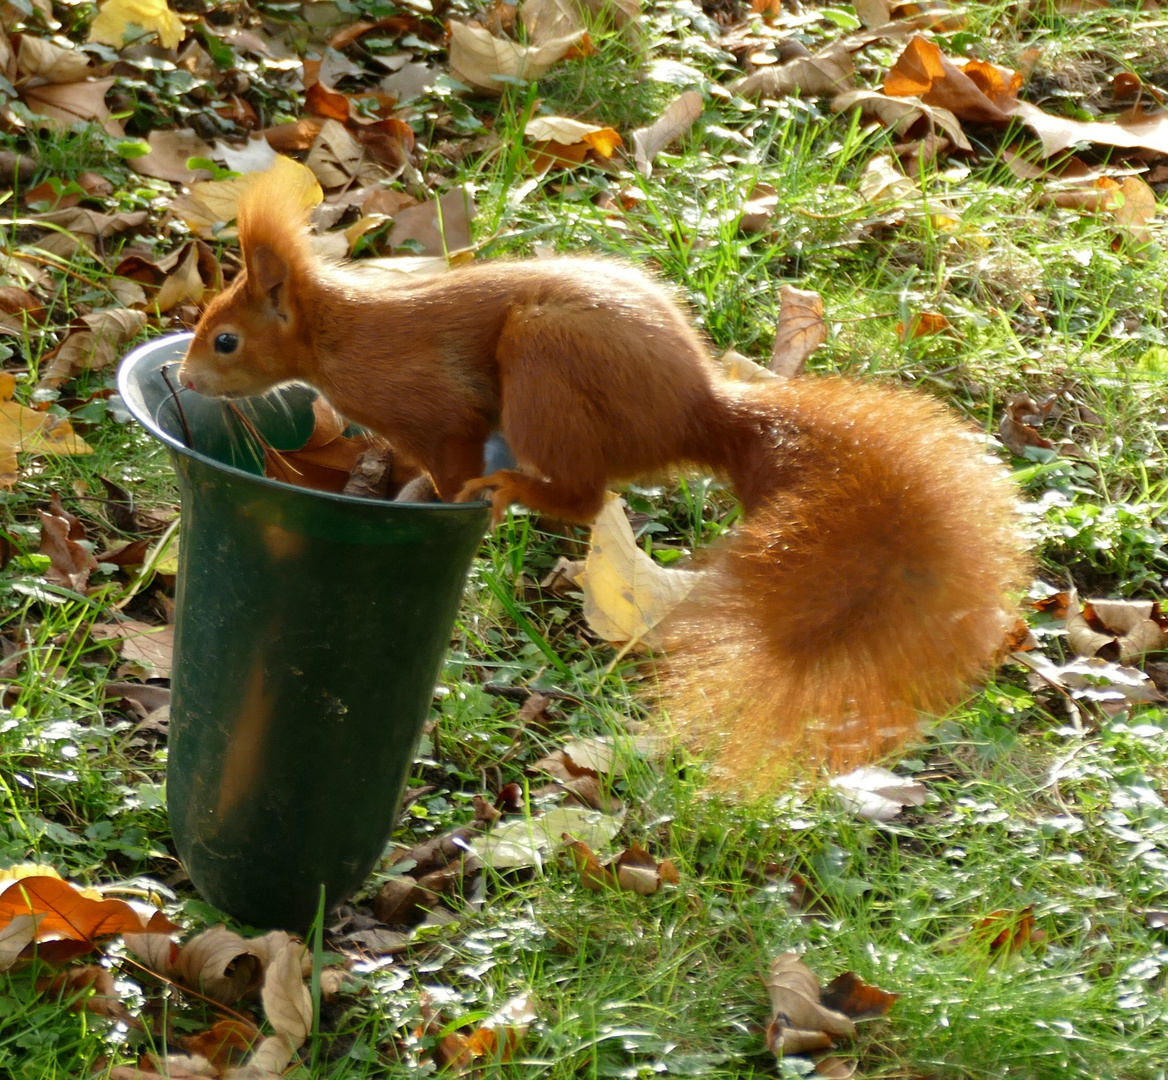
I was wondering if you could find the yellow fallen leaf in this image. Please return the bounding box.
[88,0,185,51]
[579,493,700,649]
[169,155,322,238]
[525,116,622,157]
[0,373,92,488]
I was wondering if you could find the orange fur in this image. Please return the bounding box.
[179,165,1028,789]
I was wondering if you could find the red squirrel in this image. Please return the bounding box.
[178,165,1027,788]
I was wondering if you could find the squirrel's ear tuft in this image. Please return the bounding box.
[236,158,319,290]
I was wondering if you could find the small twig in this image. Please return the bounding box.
[159,363,193,448]
[482,683,583,704]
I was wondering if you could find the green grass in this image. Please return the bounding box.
[2,0,1168,1077]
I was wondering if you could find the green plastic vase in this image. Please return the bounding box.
[118,334,489,929]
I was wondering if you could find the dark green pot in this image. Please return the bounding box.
[118,334,489,929]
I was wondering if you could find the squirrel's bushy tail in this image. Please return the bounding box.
[658,377,1027,790]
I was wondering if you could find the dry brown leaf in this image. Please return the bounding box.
[631,90,702,176]
[525,116,622,157]
[30,206,148,258]
[23,76,117,130]
[820,971,899,1020]
[16,36,92,82]
[764,953,855,1058]
[41,964,132,1021]
[304,118,366,189]
[387,186,475,255]
[832,88,972,150]
[739,182,778,232]
[853,0,891,25]
[722,349,779,384]
[38,501,97,591]
[771,285,825,377]
[578,493,700,649]
[858,153,920,202]
[1066,590,1167,663]
[522,0,584,45]
[92,620,174,678]
[447,19,583,92]
[883,35,1012,124]
[128,129,214,183]
[829,765,927,821]
[0,871,177,942]
[1111,175,1157,244]
[999,393,1053,457]
[182,1019,261,1071]
[38,309,148,388]
[731,42,853,100]
[563,838,616,890]
[155,242,208,312]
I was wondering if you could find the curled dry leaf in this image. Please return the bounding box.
[447,19,583,93]
[820,971,899,1020]
[1065,589,1167,663]
[40,964,132,1022]
[722,349,779,384]
[833,89,971,150]
[739,182,778,232]
[771,285,826,378]
[731,42,854,100]
[631,90,703,176]
[998,393,1053,457]
[0,913,40,970]
[260,940,312,1052]
[579,493,701,649]
[829,765,927,822]
[38,499,98,591]
[764,953,855,1058]
[16,36,92,83]
[1015,651,1166,706]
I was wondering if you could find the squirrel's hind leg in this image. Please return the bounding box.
[457,469,605,525]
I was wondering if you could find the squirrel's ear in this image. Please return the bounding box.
[247,244,290,312]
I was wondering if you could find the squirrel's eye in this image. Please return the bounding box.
[214,332,239,355]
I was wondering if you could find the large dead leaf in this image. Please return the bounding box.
[28,205,148,258]
[22,76,117,129]
[771,285,826,377]
[731,42,853,100]
[832,88,972,150]
[91,620,174,678]
[0,870,177,943]
[0,370,93,488]
[16,36,92,82]
[883,35,1013,124]
[829,765,927,821]
[630,89,703,176]
[38,308,148,389]
[387,186,475,255]
[578,493,701,649]
[128,129,214,183]
[447,19,583,92]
